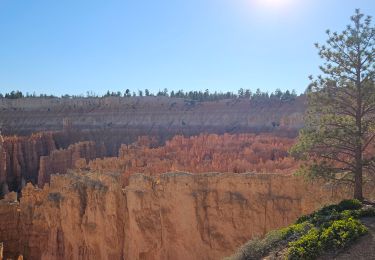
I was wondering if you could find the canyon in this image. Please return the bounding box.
[0,97,305,195]
[0,96,364,260]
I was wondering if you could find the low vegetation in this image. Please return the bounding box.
[227,199,375,260]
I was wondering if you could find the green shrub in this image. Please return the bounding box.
[340,209,360,219]
[281,222,314,239]
[296,214,311,224]
[287,216,368,259]
[320,217,368,250]
[358,207,375,217]
[229,200,373,260]
[296,204,340,225]
[287,228,322,260]
[228,229,284,260]
[337,199,363,211]
[296,199,363,227]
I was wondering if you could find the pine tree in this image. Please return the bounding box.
[291,9,375,200]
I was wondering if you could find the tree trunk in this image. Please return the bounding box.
[354,167,363,200]
[354,56,363,201]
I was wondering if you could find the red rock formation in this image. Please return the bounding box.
[89,133,298,184]
[37,141,105,187]
[0,133,56,195]
[0,193,20,259]
[0,137,7,195]
[0,171,373,260]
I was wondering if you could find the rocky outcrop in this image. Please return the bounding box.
[0,192,20,259]
[89,134,298,185]
[0,138,7,196]
[0,132,107,195]
[19,173,126,260]
[0,131,297,196]
[0,133,56,195]
[37,141,105,187]
[1,171,374,260]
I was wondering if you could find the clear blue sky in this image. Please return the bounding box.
[0,0,374,96]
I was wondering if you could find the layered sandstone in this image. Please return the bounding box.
[37,141,105,187]
[1,170,374,260]
[0,96,305,136]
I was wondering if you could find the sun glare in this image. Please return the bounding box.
[236,0,304,21]
[255,0,296,10]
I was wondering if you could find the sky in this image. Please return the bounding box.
[0,0,374,96]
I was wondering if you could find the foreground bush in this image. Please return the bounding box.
[228,199,371,260]
[320,217,367,250]
[287,217,367,259]
[228,230,284,260]
[287,228,321,259]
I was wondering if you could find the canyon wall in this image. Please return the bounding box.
[0,134,107,195]
[0,96,305,137]
[0,192,19,259]
[37,141,105,187]
[0,139,6,195]
[0,133,56,195]
[2,171,374,260]
[0,96,305,195]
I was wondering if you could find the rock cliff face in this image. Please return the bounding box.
[0,192,20,259]
[0,140,6,195]
[0,133,107,195]
[0,133,56,195]
[37,141,105,187]
[0,96,305,137]
[1,171,374,260]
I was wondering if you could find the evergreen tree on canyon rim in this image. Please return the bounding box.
[291,9,375,200]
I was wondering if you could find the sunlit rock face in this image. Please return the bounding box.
[1,171,373,260]
[37,141,105,187]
